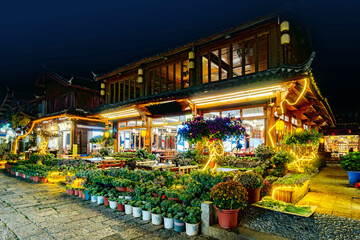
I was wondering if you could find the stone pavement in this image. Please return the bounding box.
[297,164,360,219]
[0,170,215,240]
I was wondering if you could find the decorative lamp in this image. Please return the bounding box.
[141,129,146,138]
[347,136,351,139]
[104,131,110,139]
[280,21,290,32]
[101,81,106,96]
[100,90,105,96]
[281,33,290,45]
[188,51,195,69]
[295,128,303,133]
[319,138,325,143]
[138,68,144,83]
[101,83,105,89]
[330,136,335,140]
[275,120,285,132]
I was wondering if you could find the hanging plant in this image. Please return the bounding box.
[11,113,30,128]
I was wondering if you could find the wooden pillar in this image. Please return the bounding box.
[145,117,151,153]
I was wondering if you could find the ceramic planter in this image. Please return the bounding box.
[66,189,70,195]
[125,204,132,215]
[151,213,162,225]
[109,200,117,209]
[33,176,39,182]
[347,171,360,185]
[119,195,124,199]
[97,196,104,205]
[15,172,19,177]
[164,217,174,229]
[81,191,86,199]
[125,196,132,200]
[246,188,261,203]
[142,210,151,221]
[69,189,75,195]
[174,218,185,232]
[133,207,142,218]
[117,203,125,212]
[85,191,91,200]
[185,222,200,236]
[215,206,239,229]
[104,197,109,206]
[91,195,97,203]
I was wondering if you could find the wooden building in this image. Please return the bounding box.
[92,14,335,154]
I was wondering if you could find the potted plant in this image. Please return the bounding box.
[109,196,118,209]
[151,206,162,225]
[65,185,72,195]
[162,212,174,229]
[184,206,201,236]
[112,178,129,192]
[211,180,247,229]
[117,198,125,212]
[141,202,151,221]
[74,188,79,196]
[340,152,360,185]
[234,172,264,203]
[96,191,104,205]
[179,191,194,206]
[272,173,311,203]
[132,201,142,218]
[124,200,133,215]
[173,212,186,232]
[165,188,183,202]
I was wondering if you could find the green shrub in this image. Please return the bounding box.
[234,172,264,189]
[340,152,360,171]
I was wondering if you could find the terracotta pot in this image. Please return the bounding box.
[66,189,70,195]
[104,197,109,206]
[81,191,86,199]
[33,176,39,182]
[127,188,134,193]
[167,197,182,203]
[74,190,79,196]
[117,203,125,212]
[215,206,240,229]
[10,171,15,175]
[39,177,47,183]
[115,186,127,192]
[246,188,261,203]
[69,189,75,195]
[152,193,159,197]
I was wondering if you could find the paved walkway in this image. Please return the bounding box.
[297,164,360,219]
[0,170,213,240]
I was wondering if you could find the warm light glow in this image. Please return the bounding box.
[101,107,140,120]
[271,180,309,199]
[319,138,324,143]
[281,33,290,45]
[288,150,317,173]
[280,21,290,32]
[275,120,285,132]
[202,140,225,173]
[295,128,303,133]
[268,78,308,148]
[141,129,146,138]
[104,131,110,139]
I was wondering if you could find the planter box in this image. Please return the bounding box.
[272,181,310,203]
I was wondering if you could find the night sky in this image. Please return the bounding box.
[1,0,359,110]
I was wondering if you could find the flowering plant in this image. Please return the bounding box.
[210,180,247,210]
[234,172,264,189]
[178,116,247,143]
[260,179,272,198]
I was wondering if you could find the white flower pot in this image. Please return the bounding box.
[109,200,117,209]
[125,204,132,215]
[23,174,26,178]
[151,213,162,225]
[97,196,104,205]
[91,195,97,203]
[133,207,142,218]
[142,201,147,204]
[15,172,19,176]
[119,196,124,199]
[185,222,200,236]
[164,217,174,229]
[142,210,151,221]
[125,196,132,200]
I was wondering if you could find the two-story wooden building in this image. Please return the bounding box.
[93,14,335,154]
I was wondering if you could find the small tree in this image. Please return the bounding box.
[178,116,247,172]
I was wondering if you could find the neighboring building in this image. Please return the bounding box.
[6,67,105,155]
[92,13,335,153]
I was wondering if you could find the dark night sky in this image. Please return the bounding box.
[1,0,360,110]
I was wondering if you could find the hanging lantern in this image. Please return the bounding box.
[104,131,110,139]
[295,128,303,133]
[319,138,325,143]
[101,81,106,96]
[281,33,290,45]
[188,51,195,69]
[330,136,335,140]
[275,120,285,132]
[141,129,146,138]
[280,21,290,32]
[138,68,144,83]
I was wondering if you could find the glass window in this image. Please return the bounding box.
[222,110,240,118]
[118,122,126,128]
[210,50,220,82]
[242,119,265,153]
[152,117,163,125]
[232,42,243,77]
[220,47,230,80]
[161,66,167,92]
[258,34,268,72]
[127,121,136,127]
[204,112,220,119]
[285,115,289,122]
[175,62,181,90]
[164,116,179,123]
[182,60,189,88]
[110,84,115,103]
[243,107,264,117]
[168,64,174,90]
[124,79,129,100]
[202,55,209,84]
[120,82,124,101]
[244,38,255,74]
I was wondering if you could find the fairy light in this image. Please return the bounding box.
[268,78,308,148]
[202,139,225,173]
[271,180,310,200]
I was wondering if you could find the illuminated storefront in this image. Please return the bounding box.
[324,135,359,156]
